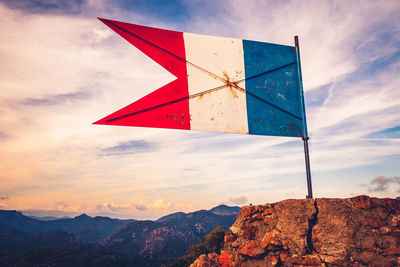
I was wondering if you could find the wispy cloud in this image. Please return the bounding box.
[364,176,400,193]
[180,134,255,154]
[1,0,87,15]
[100,139,156,155]
[134,203,147,211]
[53,201,87,212]
[22,91,91,106]
[310,49,400,134]
[227,195,247,205]
[96,202,131,212]
[0,131,9,140]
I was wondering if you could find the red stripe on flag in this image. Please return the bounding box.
[94,18,190,130]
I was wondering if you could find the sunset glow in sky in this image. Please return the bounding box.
[0,0,399,219]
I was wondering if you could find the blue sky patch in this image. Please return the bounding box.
[368,125,400,139]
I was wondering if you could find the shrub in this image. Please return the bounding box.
[169,226,225,267]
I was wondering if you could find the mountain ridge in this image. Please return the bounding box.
[0,209,135,243]
[97,205,240,265]
[0,204,240,266]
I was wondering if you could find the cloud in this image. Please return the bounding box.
[132,199,191,213]
[0,131,9,140]
[54,201,86,212]
[100,139,156,155]
[132,200,192,213]
[150,199,172,210]
[22,91,91,106]
[134,203,147,211]
[181,134,256,154]
[227,195,248,205]
[365,176,400,193]
[96,202,131,212]
[309,49,400,134]
[0,196,9,200]
[54,201,69,210]
[1,0,87,15]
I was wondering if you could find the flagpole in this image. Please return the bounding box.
[303,137,313,199]
[294,36,313,199]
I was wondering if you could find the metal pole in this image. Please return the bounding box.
[303,137,313,199]
[294,36,313,199]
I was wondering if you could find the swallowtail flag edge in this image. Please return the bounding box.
[94,18,313,198]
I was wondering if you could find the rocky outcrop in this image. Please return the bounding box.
[191,196,400,266]
[190,253,219,267]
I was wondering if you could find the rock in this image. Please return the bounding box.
[238,240,264,257]
[350,195,371,209]
[231,240,239,248]
[272,199,315,254]
[190,196,400,266]
[366,217,386,228]
[224,233,236,243]
[266,255,279,266]
[219,250,235,265]
[261,229,281,250]
[263,208,273,215]
[313,197,399,265]
[243,225,257,240]
[229,225,240,235]
[240,206,255,218]
[384,198,400,211]
[312,198,357,261]
[189,253,219,267]
[382,247,400,255]
[292,254,321,265]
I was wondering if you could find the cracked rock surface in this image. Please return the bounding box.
[190,196,400,266]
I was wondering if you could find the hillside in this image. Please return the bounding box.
[190,196,400,266]
[98,207,238,265]
[0,211,134,243]
[0,205,239,266]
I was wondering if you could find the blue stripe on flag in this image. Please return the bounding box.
[243,40,303,137]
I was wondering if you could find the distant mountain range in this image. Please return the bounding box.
[28,215,70,221]
[0,204,240,266]
[0,210,135,243]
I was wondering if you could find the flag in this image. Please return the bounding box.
[94,18,307,138]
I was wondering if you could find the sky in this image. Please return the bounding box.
[0,0,399,220]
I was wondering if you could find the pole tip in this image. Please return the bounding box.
[294,36,299,47]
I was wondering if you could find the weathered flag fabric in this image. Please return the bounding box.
[94,18,306,138]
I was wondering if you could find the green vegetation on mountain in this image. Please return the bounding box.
[169,226,225,267]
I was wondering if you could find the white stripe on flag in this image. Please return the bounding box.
[184,33,248,134]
